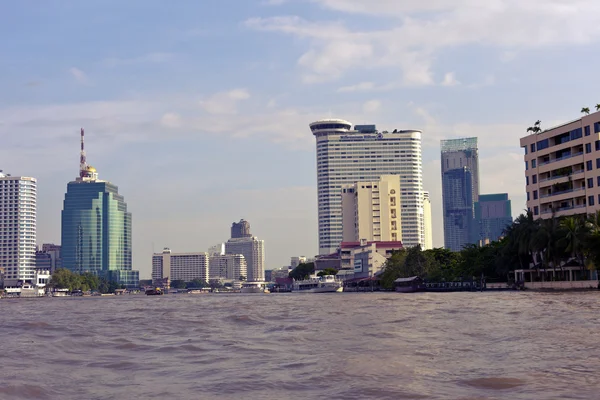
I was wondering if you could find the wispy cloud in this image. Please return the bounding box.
[68,67,89,84]
[104,52,174,67]
[441,72,460,87]
[199,88,250,115]
[362,99,381,113]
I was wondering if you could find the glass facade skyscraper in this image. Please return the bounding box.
[441,138,480,251]
[473,194,513,244]
[61,149,138,288]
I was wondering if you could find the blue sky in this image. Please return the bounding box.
[2,0,600,278]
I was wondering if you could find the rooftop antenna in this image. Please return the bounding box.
[79,128,87,178]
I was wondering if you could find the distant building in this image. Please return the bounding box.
[35,244,62,273]
[423,191,433,250]
[520,110,600,218]
[290,256,307,269]
[267,266,292,282]
[60,129,139,288]
[338,240,403,280]
[441,138,480,251]
[209,254,247,281]
[310,119,425,253]
[152,248,209,284]
[474,194,513,244]
[208,243,225,256]
[225,220,265,282]
[0,171,37,286]
[231,219,252,239]
[341,175,402,243]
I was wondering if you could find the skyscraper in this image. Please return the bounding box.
[341,175,402,243]
[231,219,252,238]
[441,138,480,251]
[423,191,433,250]
[310,120,424,254]
[473,194,513,244]
[61,129,139,288]
[0,171,36,286]
[225,220,264,282]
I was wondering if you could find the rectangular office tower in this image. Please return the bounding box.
[441,138,480,251]
[152,248,209,284]
[310,120,424,255]
[0,172,37,286]
[520,111,600,218]
[473,194,513,244]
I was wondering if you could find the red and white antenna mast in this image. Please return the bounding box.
[79,128,87,178]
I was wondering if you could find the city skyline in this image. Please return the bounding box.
[4,1,600,277]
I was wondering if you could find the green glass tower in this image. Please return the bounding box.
[60,129,139,288]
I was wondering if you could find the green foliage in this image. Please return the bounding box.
[289,262,315,280]
[317,268,338,276]
[186,279,209,288]
[50,269,123,293]
[170,280,187,289]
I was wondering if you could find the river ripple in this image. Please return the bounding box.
[0,292,599,400]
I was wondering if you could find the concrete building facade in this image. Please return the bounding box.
[225,237,265,282]
[423,191,433,250]
[441,138,480,251]
[0,172,37,285]
[520,111,600,218]
[341,175,402,243]
[310,120,424,254]
[152,248,209,284]
[209,254,247,281]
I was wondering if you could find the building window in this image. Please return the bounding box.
[596,140,600,151]
[597,176,600,187]
[524,147,528,155]
[533,190,538,200]
[526,176,529,185]
[530,143,536,153]
[532,159,537,168]
[532,174,537,184]
[586,143,592,154]
[597,159,600,169]
[534,206,539,215]
[527,192,530,201]
[595,122,600,133]
[588,178,594,189]
[525,161,528,170]
[537,139,549,150]
[585,126,591,136]
[589,196,595,206]
[587,160,593,171]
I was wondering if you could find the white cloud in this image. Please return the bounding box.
[160,112,182,128]
[247,1,600,84]
[104,52,174,67]
[199,88,251,115]
[337,82,374,92]
[69,67,89,84]
[362,99,381,113]
[441,72,460,87]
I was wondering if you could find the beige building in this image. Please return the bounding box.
[152,248,209,284]
[423,191,433,250]
[341,175,402,243]
[209,254,247,281]
[520,111,600,218]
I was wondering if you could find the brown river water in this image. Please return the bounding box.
[0,292,599,400]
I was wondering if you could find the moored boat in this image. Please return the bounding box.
[394,276,424,293]
[240,282,269,294]
[145,288,164,296]
[292,275,343,293]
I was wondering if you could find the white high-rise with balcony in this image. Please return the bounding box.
[0,171,37,286]
[310,120,424,254]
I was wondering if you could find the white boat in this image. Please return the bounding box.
[240,282,270,294]
[292,275,343,293]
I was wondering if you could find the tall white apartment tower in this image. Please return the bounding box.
[0,171,37,286]
[310,120,424,254]
[423,191,433,250]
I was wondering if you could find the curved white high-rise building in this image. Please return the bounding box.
[310,119,424,254]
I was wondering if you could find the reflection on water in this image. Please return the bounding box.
[0,292,599,400]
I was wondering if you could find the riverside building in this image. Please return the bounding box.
[520,111,600,218]
[208,254,247,281]
[152,248,209,284]
[423,191,433,250]
[341,175,402,243]
[440,138,480,251]
[0,171,37,286]
[310,120,425,254]
[61,129,139,288]
[224,219,265,282]
[473,194,513,244]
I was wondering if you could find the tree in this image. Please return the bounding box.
[526,120,542,134]
[559,216,588,267]
[596,104,600,112]
[581,107,590,115]
[317,268,338,276]
[170,280,187,289]
[289,262,315,280]
[186,279,209,288]
[379,250,408,289]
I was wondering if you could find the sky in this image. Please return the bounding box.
[2,0,600,278]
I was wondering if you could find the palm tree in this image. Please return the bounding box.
[581,107,590,115]
[526,120,542,134]
[596,104,600,112]
[559,216,587,267]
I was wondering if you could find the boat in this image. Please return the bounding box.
[240,282,269,294]
[292,275,343,293]
[145,288,164,296]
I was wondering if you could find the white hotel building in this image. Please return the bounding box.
[310,120,425,254]
[152,248,209,284]
[0,172,37,286]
